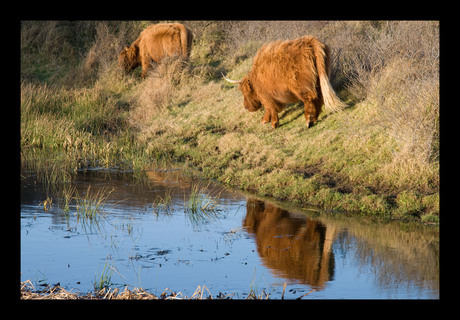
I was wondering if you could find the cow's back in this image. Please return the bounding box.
[250,37,318,98]
[139,23,186,62]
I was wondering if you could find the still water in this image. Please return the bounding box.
[20,164,439,299]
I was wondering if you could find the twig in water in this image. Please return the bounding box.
[281,283,287,300]
[297,289,316,300]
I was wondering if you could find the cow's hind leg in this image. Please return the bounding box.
[314,97,323,123]
[303,97,318,128]
[270,109,279,128]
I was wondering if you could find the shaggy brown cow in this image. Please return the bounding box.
[223,36,345,128]
[119,23,193,78]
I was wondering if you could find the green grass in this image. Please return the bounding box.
[132,72,438,220]
[20,21,439,222]
[94,261,114,291]
[74,185,113,223]
[20,80,155,175]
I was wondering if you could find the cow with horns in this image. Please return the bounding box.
[223,36,345,128]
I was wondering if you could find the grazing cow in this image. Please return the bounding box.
[223,36,345,128]
[119,23,193,78]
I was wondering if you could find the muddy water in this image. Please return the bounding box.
[20,165,439,299]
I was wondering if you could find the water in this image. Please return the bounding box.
[20,165,439,299]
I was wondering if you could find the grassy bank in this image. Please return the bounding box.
[20,21,439,222]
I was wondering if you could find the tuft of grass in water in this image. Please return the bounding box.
[184,182,224,227]
[74,185,113,222]
[152,189,173,216]
[58,184,114,231]
[38,197,53,212]
[93,260,114,291]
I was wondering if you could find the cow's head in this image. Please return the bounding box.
[239,77,262,112]
[118,46,140,73]
[222,73,262,112]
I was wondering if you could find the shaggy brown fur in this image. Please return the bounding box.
[119,23,193,78]
[227,36,345,128]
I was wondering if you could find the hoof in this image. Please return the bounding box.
[261,120,270,124]
[306,120,317,128]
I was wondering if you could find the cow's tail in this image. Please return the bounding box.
[311,38,345,113]
[179,25,193,59]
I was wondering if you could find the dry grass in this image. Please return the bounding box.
[368,57,439,163]
[21,280,318,299]
[20,280,271,300]
[21,280,168,300]
[129,57,192,127]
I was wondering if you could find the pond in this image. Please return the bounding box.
[20,162,439,299]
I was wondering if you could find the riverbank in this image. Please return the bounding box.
[132,71,439,221]
[20,21,439,222]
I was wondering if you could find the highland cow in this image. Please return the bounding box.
[223,36,345,128]
[119,23,193,78]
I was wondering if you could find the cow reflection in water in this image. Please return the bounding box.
[243,198,336,289]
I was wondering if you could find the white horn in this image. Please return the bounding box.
[222,72,241,84]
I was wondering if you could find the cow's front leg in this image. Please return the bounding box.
[140,57,151,78]
[261,108,271,124]
[261,108,278,128]
[260,101,280,129]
